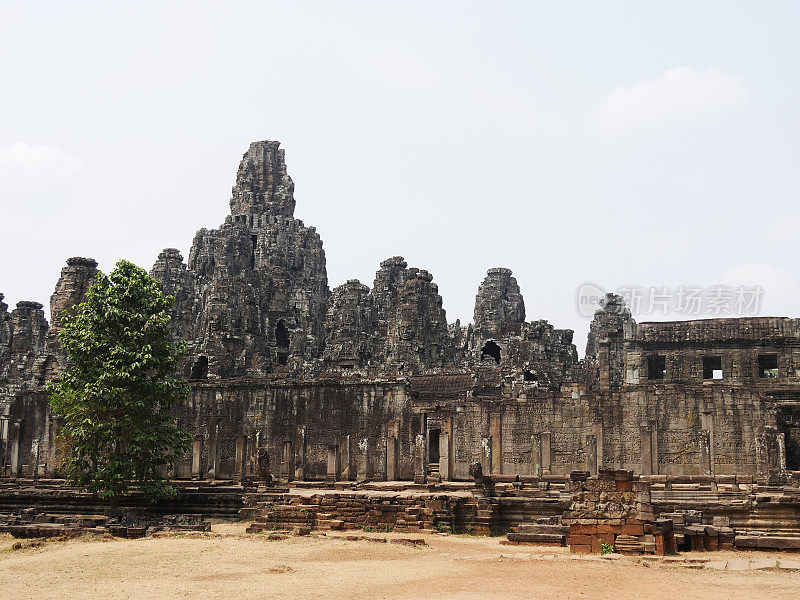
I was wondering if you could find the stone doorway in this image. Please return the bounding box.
[778,405,800,471]
[428,428,440,464]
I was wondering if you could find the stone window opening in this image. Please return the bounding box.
[481,341,501,364]
[702,356,723,380]
[523,369,538,383]
[646,355,666,380]
[276,320,290,366]
[190,355,209,380]
[250,235,257,269]
[758,354,779,378]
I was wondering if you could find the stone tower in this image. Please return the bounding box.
[156,141,329,379]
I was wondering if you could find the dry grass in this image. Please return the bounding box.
[1,524,800,599]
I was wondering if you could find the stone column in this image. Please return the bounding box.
[586,434,598,475]
[294,426,306,481]
[531,434,542,477]
[386,420,399,481]
[282,440,293,482]
[439,429,450,481]
[207,423,220,480]
[778,432,788,484]
[414,434,426,484]
[191,436,202,478]
[641,425,653,476]
[326,446,339,483]
[490,413,502,475]
[340,435,352,480]
[699,430,712,476]
[387,436,398,481]
[357,437,370,481]
[234,435,245,480]
[9,420,23,478]
[541,432,551,475]
[701,412,715,476]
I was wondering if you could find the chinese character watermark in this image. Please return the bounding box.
[576,282,763,318]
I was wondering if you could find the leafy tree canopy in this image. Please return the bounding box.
[47,259,190,503]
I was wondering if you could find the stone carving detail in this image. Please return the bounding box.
[583,293,635,388]
[166,141,329,378]
[2,301,48,386]
[323,279,374,370]
[473,267,525,339]
[1,139,799,487]
[467,268,578,389]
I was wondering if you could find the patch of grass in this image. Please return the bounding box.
[363,525,392,533]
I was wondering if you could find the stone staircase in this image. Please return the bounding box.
[504,520,568,546]
[244,489,498,535]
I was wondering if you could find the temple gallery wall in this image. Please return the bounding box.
[2,141,799,484]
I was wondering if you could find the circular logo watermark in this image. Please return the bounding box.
[575,282,608,318]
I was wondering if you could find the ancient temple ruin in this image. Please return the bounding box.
[2,140,799,489]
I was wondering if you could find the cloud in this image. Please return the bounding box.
[593,67,747,137]
[0,142,81,177]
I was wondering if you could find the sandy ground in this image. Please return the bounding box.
[2,524,800,600]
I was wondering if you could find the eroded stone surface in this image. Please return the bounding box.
[2,139,800,496]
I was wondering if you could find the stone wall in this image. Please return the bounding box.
[1,139,798,489]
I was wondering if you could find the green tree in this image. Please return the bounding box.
[47,259,190,505]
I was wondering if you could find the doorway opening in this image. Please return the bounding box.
[481,341,501,364]
[428,428,440,464]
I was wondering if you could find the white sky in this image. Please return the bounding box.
[1,1,799,356]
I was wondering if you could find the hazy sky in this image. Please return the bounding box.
[2,2,799,355]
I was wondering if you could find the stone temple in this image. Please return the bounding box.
[2,140,799,491]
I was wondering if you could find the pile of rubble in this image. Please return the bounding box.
[0,507,210,539]
[244,489,496,535]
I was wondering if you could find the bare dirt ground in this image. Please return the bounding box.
[2,523,800,600]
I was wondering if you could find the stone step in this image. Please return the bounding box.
[517,524,568,535]
[506,532,566,544]
[735,535,800,550]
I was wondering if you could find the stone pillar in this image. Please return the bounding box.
[387,436,397,481]
[207,423,220,480]
[294,426,306,481]
[414,434,426,484]
[10,420,23,478]
[650,424,658,475]
[586,434,598,475]
[357,437,370,481]
[701,412,715,476]
[234,435,245,480]
[340,435,352,480]
[191,436,202,478]
[594,425,604,471]
[439,429,450,481]
[541,432,551,475]
[490,413,502,475]
[32,439,40,479]
[641,426,653,476]
[778,432,788,483]
[386,420,399,481]
[326,446,339,483]
[282,440,293,482]
[531,434,542,477]
[699,430,712,476]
